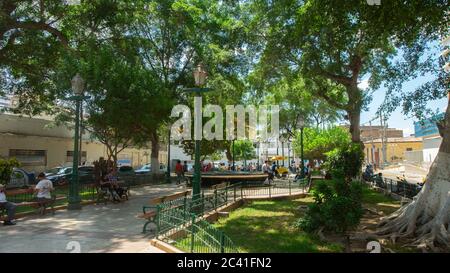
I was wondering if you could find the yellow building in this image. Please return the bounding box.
[363,137,423,166]
[0,113,167,172]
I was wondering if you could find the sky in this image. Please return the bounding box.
[359,41,448,138]
[359,76,447,137]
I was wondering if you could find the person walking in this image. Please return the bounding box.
[175,160,184,185]
[0,184,17,225]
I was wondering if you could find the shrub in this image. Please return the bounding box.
[0,158,21,185]
[324,143,364,182]
[296,180,363,235]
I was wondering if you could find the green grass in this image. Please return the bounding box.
[361,184,401,215]
[212,198,344,253]
[205,181,401,253]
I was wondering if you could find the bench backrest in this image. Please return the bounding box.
[149,196,166,205]
[148,190,191,206]
[212,182,228,190]
[163,190,191,202]
[5,187,35,196]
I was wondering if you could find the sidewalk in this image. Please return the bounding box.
[0,183,187,253]
[381,163,429,184]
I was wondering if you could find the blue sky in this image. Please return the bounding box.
[360,76,447,137]
[359,41,448,137]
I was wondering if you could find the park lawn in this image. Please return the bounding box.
[361,185,401,215]
[212,182,404,253]
[213,198,344,253]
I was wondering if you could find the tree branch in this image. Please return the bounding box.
[7,20,69,48]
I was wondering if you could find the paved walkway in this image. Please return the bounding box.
[381,163,429,184]
[0,183,188,253]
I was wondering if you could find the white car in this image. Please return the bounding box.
[135,164,167,174]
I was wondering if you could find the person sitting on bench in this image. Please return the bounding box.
[34,173,54,214]
[0,184,17,226]
[102,168,123,202]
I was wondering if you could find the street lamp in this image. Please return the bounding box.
[166,127,171,183]
[183,63,212,201]
[68,73,85,210]
[287,141,291,172]
[280,133,288,167]
[297,116,305,178]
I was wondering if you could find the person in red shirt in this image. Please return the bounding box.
[175,160,184,185]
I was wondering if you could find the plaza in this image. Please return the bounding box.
[0,0,449,255]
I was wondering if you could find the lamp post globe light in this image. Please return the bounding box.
[183,63,212,201]
[297,116,305,179]
[68,73,85,210]
[193,63,208,86]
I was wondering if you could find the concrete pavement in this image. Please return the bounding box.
[0,183,188,253]
[380,163,429,184]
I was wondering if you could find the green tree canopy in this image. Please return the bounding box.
[293,126,351,162]
[231,140,255,162]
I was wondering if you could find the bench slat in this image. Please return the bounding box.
[138,211,157,219]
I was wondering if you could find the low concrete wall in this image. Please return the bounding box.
[150,239,185,253]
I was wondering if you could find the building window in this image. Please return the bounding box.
[9,149,47,166]
[66,151,87,163]
[406,148,413,152]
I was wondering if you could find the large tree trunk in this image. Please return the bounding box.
[150,131,160,174]
[348,109,361,143]
[346,85,363,144]
[377,97,450,251]
[225,145,233,162]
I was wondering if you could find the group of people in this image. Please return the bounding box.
[1,172,55,226]
[262,161,278,182]
[99,167,127,202]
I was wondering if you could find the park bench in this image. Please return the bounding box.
[139,190,191,233]
[211,182,229,190]
[0,187,66,221]
[95,180,129,205]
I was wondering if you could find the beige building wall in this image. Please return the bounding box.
[0,113,167,172]
[0,133,167,172]
[364,138,423,165]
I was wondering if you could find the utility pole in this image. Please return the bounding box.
[379,110,388,169]
[369,120,375,164]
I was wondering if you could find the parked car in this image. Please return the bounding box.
[135,164,151,175]
[118,165,134,175]
[44,166,65,177]
[135,164,167,174]
[5,168,36,189]
[47,166,95,186]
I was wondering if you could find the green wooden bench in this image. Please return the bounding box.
[139,190,191,233]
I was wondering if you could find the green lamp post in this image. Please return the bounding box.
[184,64,212,200]
[165,128,171,183]
[297,116,305,179]
[68,74,86,210]
[232,139,236,171]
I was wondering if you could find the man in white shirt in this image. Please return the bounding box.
[0,184,17,225]
[35,173,54,200]
[34,173,54,214]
